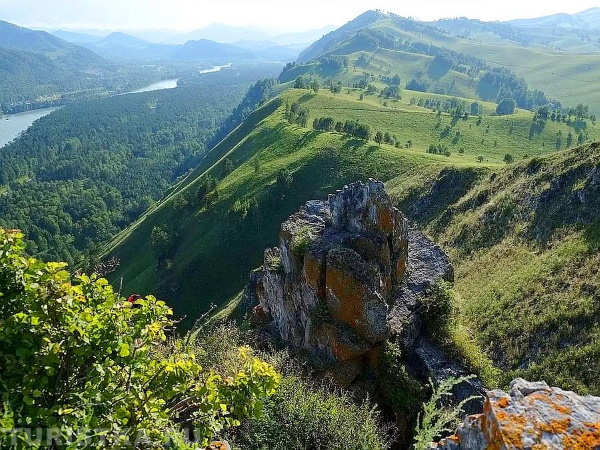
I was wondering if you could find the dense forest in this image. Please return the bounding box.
[0,65,281,265]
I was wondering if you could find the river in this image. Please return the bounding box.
[198,63,232,74]
[0,77,182,149]
[0,108,60,149]
[127,78,179,94]
[0,63,232,149]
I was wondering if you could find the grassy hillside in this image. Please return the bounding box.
[104,90,496,327]
[296,12,600,114]
[104,83,600,396]
[391,143,600,394]
[294,89,598,163]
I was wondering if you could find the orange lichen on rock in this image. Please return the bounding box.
[377,205,394,233]
[562,423,600,450]
[325,265,367,331]
[303,253,324,295]
[433,379,600,450]
[321,323,370,361]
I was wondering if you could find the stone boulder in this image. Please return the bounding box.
[245,180,456,386]
[433,378,600,449]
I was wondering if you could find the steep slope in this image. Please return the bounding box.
[105,87,600,394]
[297,10,386,63]
[392,143,600,393]
[103,89,490,328]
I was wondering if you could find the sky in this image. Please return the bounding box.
[0,0,598,32]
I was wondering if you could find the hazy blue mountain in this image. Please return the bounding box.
[0,20,105,66]
[51,30,104,43]
[172,39,253,60]
[96,32,150,48]
[77,32,178,60]
[575,7,600,28]
[0,20,101,58]
[169,24,271,44]
[0,21,112,104]
[509,7,600,29]
[271,25,336,46]
[232,40,303,61]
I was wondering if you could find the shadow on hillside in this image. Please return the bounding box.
[296,130,320,149]
[297,93,317,104]
[342,138,367,151]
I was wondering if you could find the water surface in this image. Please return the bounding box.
[0,108,59,149]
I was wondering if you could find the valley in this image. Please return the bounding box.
[1,5,599,449]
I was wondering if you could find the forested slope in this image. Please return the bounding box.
[0,67,279,264]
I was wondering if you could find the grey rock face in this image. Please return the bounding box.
[245,180,457,386]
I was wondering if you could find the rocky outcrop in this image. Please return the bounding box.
[245,180,461,387]
[432,378,600,450]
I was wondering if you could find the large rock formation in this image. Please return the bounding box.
[245,180,462,387]
[432,378,600,449]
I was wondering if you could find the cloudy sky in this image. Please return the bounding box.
[1,0,598,32]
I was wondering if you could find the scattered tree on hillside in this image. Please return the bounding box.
[496,98,516,115]
[374,132,384,146]
[222,158,234,177]
[406,78,429,92]
[342,120,371,140]
[311,80,320,94]
[274,168,293,202]
[470,101,481,116]
[285,102,310,127]
[313,117,335,132]
[294,76,308,89]
[567,131,573,147]
[150,225,176,265]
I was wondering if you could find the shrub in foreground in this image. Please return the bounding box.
[0,228,280,448]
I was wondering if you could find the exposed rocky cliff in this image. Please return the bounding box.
[244,180,475,391]
[432,378,600,449]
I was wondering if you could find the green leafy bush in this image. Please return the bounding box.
[0,228,280,448]
[291,225,314,256]
[192,323,394,449]
[420,281,456,343]
[378,341,424,416]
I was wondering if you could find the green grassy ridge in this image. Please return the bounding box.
[385,18,600,114]
[106,87,600,394]
[105,90,483,329]
[299,14,600,114]
[291,88,598,164]
[388,143,600,393]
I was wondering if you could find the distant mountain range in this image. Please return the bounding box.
[51,28,308,62]
[0,20,111,104]
[49,24,336,47]
[508,7,600,29]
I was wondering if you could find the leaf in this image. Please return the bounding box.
[118,343,130,357]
